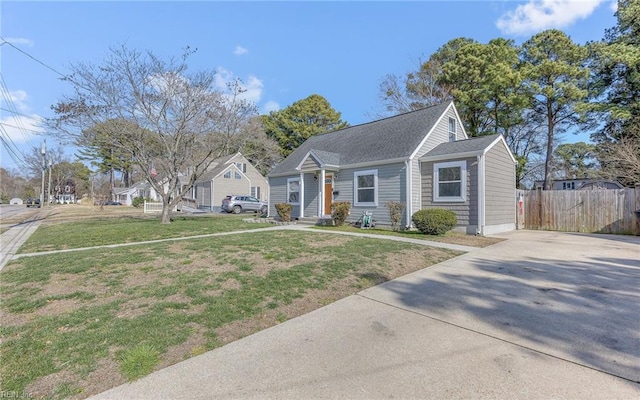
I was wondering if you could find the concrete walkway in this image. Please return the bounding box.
[3,222,478,263]
[0,208,50,271]
[89,230,640,399]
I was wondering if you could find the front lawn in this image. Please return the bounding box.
[0,229,461,399]
[17,214,266,254]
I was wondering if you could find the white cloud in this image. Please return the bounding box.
[496,0,606,35]
[6,90,30,111]
[233,45,248,56]
[0,114,43,144]
[239,76,263,103]
[0,89,44,147]
[214,67,264,104]
[609,0,618,12]
[3,37,34,47]
[263,101,280,114]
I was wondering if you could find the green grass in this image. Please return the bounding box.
[312,224,503,247]
[17,215,266,253]
[118,344,161,381]
[1,224,460,398]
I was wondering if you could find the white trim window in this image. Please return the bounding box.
[287,178,300,204]
[354,169,378,206]
[448,117,457,142]
[223,171,231,179]
[434,161,466,202]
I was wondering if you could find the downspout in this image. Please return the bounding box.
[214,179,216,212]
[267,177,271,216]
[477,153,486,236]
[299,172,305,219]
[405,159,412,228]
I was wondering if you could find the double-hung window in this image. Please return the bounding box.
[287,178,300,204]
[354,169,377,206]
[434,161,466,202]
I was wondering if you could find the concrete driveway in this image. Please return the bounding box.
[91,230,640,399]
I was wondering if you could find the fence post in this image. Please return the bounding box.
[516,190,525,230]
[633,185,640,236]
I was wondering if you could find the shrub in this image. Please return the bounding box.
[331,201,351,226]
[132,196,146,208]
[275,203,293,222]
[386,201,405,232]
[411,208,457,235]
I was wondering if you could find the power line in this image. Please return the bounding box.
[0,125,27,168]
[0,37,67,78]
[0,107,42,120]
[0,122,43,134]
[0,74,32,142]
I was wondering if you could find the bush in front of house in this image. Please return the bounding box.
[275,203,293,222]
[411,208,457,235]
[331,201,351,226]
[386,201,405,232]
[132,196,146,208]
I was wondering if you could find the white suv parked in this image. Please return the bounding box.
[221,195,267,214]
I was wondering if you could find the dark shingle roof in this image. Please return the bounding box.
[269,101,453,176]
[308,150,340,166]
[421,134,501,159]
[195,153,238,182]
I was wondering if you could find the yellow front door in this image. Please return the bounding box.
[324,177,333,215]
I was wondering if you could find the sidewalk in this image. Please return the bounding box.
[0,209,50,271]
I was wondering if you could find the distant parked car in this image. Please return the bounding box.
[221,195,267,214]
[26,198,41,208]
[95,200,122,206]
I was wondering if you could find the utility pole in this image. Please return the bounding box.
[47,157,53,206]
[40,140,46,208]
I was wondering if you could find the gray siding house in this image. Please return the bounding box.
[420,134,516,235]
[267,101,516,235]
[191,153,269,212]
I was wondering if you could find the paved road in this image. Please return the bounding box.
[90,230,640,399]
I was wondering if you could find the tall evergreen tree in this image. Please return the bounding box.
[262,94,348,157]
[588,0,640,186]
[520,29,590,190]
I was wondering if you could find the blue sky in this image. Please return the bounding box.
[1,0,619,171]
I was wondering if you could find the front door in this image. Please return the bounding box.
[324,176,333,215]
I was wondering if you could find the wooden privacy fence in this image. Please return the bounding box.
[524,188,640,235]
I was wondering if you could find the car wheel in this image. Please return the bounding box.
[232,205,242,214]
[260,205,267,215]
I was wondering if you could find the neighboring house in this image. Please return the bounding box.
[533,179,624,190]
[267,101,517,235]
[114,181,161,206]
[55,179,77,204]
[191,153,269,212]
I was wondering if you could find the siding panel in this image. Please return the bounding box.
[334,163,407,226]
[410,106,462,219]
[484,142,515,226]
[421,157,477,230]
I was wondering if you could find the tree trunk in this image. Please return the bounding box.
[543,106,555,190]
[161,197,172,224]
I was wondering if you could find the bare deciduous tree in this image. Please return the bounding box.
[49,45,257,223]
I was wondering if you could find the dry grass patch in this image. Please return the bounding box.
[1,229,462,399]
